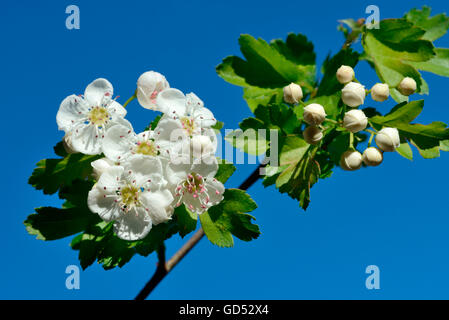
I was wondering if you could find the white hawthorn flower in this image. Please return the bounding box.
[136,71,170,110]
[371,83,389,102]
[283,83,303,104]
[362,147,383,166]
[375,127,400,152]
[87,155,174,241]
[166,155,224,214]
[91,157,115,179]
[341,82,366,107]
[340,150,362,171]
[343,109,368,133]
[154,88,217,159]
[56,78,131,155]
[336,65,355,84]
[102,124,163,164]
[397,77,417,96]
[303,126,323,145]
[303,103,326,125]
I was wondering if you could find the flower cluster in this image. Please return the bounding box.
[283,66,417,171]
[56,73,224,240]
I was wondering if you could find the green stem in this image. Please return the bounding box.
[368,132,375,147]
[349,132,355,150]
[123,90,137,108]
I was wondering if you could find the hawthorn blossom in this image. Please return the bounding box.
[56,78,131,155]
[154,88,218,159]
[166,154,224,214]
[102,124,162,164]
[87,155,173,241]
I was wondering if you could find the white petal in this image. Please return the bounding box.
[56,95,89,132]
[96,166,124,190]
[204,178,225,206]
[107,100,127,117]
[113,208,152,241]
[127,155,163,186]
[192,155,218,178]
[166,157,192,185]
[70,123,102,155]
[136,130,154,142]
[102,125,135,162]
[153,116,186,154]
[156,88,186,114]
[182,192,205,215]
[84,78,113,106]
[193,106,216,128]
[87,187,121,222]
[140,190,174,225]
[91,157,115,179]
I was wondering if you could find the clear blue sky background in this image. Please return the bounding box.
[1,0,449,299]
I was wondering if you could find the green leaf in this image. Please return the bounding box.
[225,129,269,156]
[216,33,316,112]
[440,140,449,152]
[175,205,197,238]
[361,19,435,101]
[211,121,224,131]
[370,100,449,149]
[279,136,309,166]
[276,154,320,210]
[200,211,234,247]
[411,141,440,159]
[25,206,101,241]
[396,142,413,160]
[149,114,162,130]
[370,100,424,125]
[29,152,100,195]
[405,6,449,41]
[409,48,449,77]
[215,159,236,183]
[201,189,259,247]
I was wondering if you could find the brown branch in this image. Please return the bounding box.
[135,163,265,300]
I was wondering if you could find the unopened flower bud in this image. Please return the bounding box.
[340,150,362,171]
[362,147,383,166]
[91,158,114,180]
[371,83,389,102]
[336,65,355,84]
[136,71,169,110]
[191,135,215,157]
[341,82,365,107]
[303,103,326,125]
[397,77,416,96]
[303,126,323,145]
[343,109,368,133]
[283,83,303,104]
[375,127,400,152]
[62,133,77,154]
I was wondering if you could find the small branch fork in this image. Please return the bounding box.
[135,163,265,300]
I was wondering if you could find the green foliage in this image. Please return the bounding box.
[200,189,259,247]
[217,6,449,212]
[369,100,449,150]
[29,152,101,195]
[362,7,449,102]
[217,33,316,112]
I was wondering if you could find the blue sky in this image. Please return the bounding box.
[1,0,449,299]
